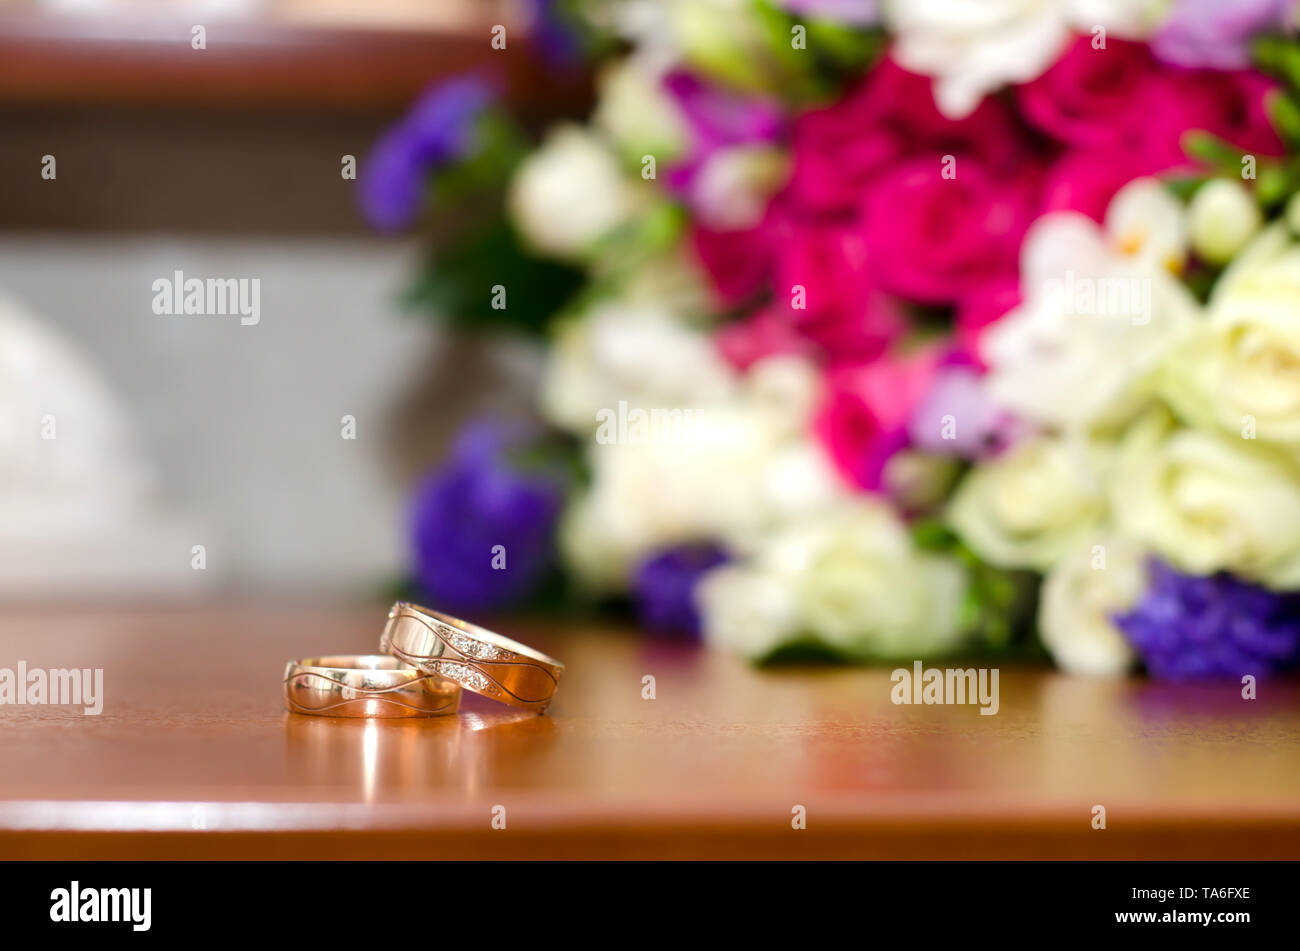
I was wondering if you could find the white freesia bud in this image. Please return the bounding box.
[1187,179,1262,265]
[985,211,1199,431]
[508,125,635,260]
[1106,177,1187,273]
[947,435,1110,571]
[1038,536,1145,676]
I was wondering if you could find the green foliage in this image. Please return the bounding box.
[403,219,585,336]
[752,0,884,104]
[911,519,1039,652]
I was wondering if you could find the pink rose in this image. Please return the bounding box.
[715,222,907,369]
[714,308,811,371]
[787,57,1029,218]
[1139,68,1283,169]
[691,212,779,306]
[860,158,1037,305]
[775,222,905,363]
[1017,36,1157,148]
[813,347,940,491]
[1040,147,1163,222]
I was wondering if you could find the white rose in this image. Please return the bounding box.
[697,563,801,660]
[883,0,1162,118]
[508,125,635,260]
[741,354,821,438]
[1187,179,1262,266]
[985,210,1199,431]
[1038,535,1146,676]
[947,435,1110,571]
[751,501,968,658]
[1111,407,1300,589]
[539,301,735,436]
[1159,223,1300,446]
[560,405,781,590]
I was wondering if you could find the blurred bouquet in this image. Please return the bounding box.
[363,0,1300,680]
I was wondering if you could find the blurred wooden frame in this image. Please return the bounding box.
[0,12,591,114]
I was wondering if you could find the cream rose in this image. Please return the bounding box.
[696,563,801,660]
[699,499,968,659]
[1160,223,1300,447]
[539,301,735,437]
[1038,535,1146,676]
[508,125,635,260]
[1110,408,1300,589]
[947,435,1110,571]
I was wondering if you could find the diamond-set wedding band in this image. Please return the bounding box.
[380,601,565,714]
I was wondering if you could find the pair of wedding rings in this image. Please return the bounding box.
[283,602,564,718]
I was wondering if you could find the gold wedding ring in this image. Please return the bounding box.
[380,602,564,714]
[283,655,461,718]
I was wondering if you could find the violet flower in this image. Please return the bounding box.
[1113,560,1300,680]
[907,364,1028,460]
[777,0,878,25]
[661,70,784,224]
[1152,0,1294,70]
[410,420,566,613]
[359,76,496,232]
[633,543,730,639]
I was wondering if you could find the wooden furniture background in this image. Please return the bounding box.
[0,9,590,232]
[1,603,1297,859]
[0,10,584,112]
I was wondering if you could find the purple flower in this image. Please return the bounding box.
[1152,0,1294,69]
[1113,560,1300,681]
[633,543,730,639]
[906,365,1027,460]
[410,420,566,612]
[662,70,784,221]
[777,0,878,25]
[359,76,496,232]
[524,0,587,67]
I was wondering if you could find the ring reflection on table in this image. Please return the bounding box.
[283,654,460,718]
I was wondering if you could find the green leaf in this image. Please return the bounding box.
[404,218,585,336]
[1267,89,1300,147]
[1163,176,1207,201]
[1252,33,1300,90]
[1255,161,1294,208]
[1181,131,1247,169]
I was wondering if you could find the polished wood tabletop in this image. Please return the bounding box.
[1,602,1297,859]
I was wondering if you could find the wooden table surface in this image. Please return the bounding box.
[1,603,1298,859]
